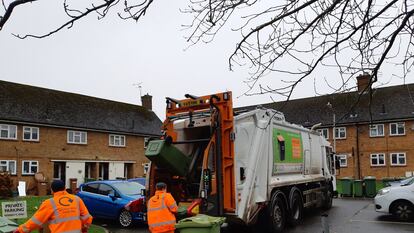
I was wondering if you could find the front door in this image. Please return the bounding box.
[53,162,66,182]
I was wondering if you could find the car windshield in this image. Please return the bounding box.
[112,182,144,196]
[401,177,414,186]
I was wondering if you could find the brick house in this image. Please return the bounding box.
[238,75,414,179]
[0,80,162,189]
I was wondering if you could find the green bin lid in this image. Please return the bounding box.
[0,217,18,233]
[176,214,225,229]
[340,177,353,180]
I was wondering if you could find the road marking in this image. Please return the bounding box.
[350,219,414,225]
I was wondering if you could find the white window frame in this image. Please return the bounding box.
[336,154,348,167]
[389,122,405,136]
[317,129,329,139]
[369,124,384,137]
[22,160,39,175]
[334,127,346,139]
[370,153,386,166]
[0,160,17,175]
[67,130,87,144]
[109,134,126,147]
[0,124,17,140]
[22,126,40,141]
[390,153,406,166]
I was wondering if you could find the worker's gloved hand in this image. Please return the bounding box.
[82,224,90,233]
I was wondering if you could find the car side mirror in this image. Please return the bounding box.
[108,193,117,201]
[141,189,147,196]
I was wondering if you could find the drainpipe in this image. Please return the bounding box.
[356,125,361,179]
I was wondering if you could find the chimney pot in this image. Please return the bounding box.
[356,73,372,93]
[141,94,152,110]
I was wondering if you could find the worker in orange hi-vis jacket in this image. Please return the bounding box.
[15,180,93,233]
[147,182,178,233]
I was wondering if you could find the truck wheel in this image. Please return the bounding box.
[391,201,414,221]
[322,184,333,210]
[288,188,303,226]
[269,191,287,233]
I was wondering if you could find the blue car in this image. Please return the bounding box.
[76,180,146,227]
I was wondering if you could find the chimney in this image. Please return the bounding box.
[357,73,372,93]
[141,94,152,111]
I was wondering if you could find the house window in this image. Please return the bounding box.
[369,124,384,137]
[390,122,405,136]
[22,160,38,175]
[370,153,386,166]
[390,153,406,166]
[67,130,87,144]
[0,160,16,175]
[109,134,126,147]
[0,124,17,140]
[23,126,39,141]
[334,127,346,139]
[317,129,329,139]
[144,137,149,149]
[336,154,347,167]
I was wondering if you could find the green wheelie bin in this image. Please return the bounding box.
[364,176,377,197]
[0,217,18,233]
[353,180,363,197]
[339,177,353,196]
[176,214,226,233]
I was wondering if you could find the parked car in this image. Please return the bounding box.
[375,177,414,221]
[386,176,414,187]
[128,177,146,186]
[76,180,146,227]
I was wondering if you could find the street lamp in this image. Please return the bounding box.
[327,102,336,153]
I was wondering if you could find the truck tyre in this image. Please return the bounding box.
[288,187,303,226]
[269,191,287,233]
[322,183,333,210]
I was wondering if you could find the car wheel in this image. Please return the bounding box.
[118,209,133,227]
[391,201,414,221]
[269,191,287,233]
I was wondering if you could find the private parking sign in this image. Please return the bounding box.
[1,201,27,219]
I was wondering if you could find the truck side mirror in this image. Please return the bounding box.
[335,158,341,170]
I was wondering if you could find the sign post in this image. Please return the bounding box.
[1,201,27,219]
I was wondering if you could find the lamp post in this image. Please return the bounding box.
[327,102,336,153]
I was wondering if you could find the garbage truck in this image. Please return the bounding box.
[145,92,336,232]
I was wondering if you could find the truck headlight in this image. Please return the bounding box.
[377,188,390,196]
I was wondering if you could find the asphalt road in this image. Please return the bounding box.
[96,198,414,233]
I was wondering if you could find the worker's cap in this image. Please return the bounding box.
[51,180,65,192]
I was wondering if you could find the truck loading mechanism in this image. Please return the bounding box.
[145,91,336,233]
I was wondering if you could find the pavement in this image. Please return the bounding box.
[96,198,414,233]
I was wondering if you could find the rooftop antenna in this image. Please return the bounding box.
[133,82,143,104]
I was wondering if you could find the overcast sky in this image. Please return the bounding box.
[0,0,410,119]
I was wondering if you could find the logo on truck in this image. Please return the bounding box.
[273,129,303,175]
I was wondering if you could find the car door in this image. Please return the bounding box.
[96,183,122,219]
[78,183,100,217]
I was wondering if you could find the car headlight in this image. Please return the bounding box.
[377,188,390,196]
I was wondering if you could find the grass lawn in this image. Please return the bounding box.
[0,196,105,233]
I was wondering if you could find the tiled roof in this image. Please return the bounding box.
[0,80,162,136]
[236,84,414,127]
